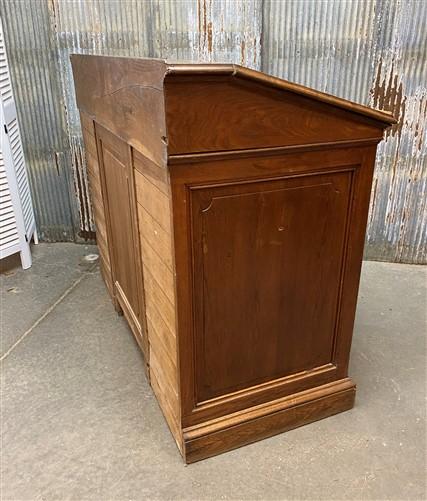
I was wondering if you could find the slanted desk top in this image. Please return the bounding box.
[71,55,394,463]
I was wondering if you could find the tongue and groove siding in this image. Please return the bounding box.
[133,152,181,453]
[79,111,113,299]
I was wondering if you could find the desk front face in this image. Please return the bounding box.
[171,145,377,427]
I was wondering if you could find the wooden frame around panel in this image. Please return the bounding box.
[170,144,378,428]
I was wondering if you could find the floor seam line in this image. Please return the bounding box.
[1,268,96,362]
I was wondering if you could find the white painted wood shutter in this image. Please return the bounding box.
[0,17,37,269]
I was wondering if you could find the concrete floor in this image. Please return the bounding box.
[1,243,426,500]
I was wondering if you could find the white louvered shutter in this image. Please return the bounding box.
[0,17,37,269]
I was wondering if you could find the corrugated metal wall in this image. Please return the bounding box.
[0,0,425,262]
[0,1,79,241]
[263,0,426,263]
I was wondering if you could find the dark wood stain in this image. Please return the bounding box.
[71,55,393,463]
[191,171,352,402]
[164,77,385,154]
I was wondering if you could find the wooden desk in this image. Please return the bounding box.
[71,56,395,463]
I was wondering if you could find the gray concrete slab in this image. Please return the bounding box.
[1,244,426,500]
[0,243,98,357]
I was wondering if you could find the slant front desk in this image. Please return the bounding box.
[71,56,395,463]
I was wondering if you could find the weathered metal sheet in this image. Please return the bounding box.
[0,0,261,241]
[262,0,426,263]
[1,0,425,262]
[52,0,262,239]
[0,0,79,241]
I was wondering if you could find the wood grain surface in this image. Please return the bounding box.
[79,111,114,300]
[95,124,147,360]
[72,56,392,462]
[134,154,182,452]
[190,171,352,403]
[164,76,385,154]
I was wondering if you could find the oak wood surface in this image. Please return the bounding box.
[79,112,114,299]
[71,55,168,167]
[95,125,147,360]
[170,146,377,427]
[133,156,182,452]
[183,378,356,463]
[166,63,395,125]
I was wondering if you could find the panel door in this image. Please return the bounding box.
[172,146,378,426]
[190,171,352,403]
[95,125,144,342]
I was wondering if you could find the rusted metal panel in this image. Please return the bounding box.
[262,0,426,263]
[365,1,427,264]
[1,0,261,242]
[54,0,261,236]
[1,0,425,262]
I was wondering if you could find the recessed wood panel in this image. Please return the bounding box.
[190,170,353,403]
[96,127,142,328]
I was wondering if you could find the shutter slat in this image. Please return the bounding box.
[0,17,36,265]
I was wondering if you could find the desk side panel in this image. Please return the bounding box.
[170,145,377,429]
[73,56,182,454]
[71,55,167,167]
